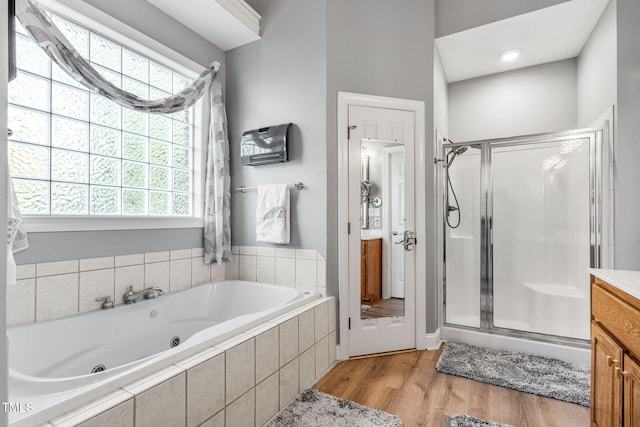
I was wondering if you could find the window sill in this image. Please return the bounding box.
[23,216,204,232]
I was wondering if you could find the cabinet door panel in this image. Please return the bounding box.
[624,354,640,427]
[592,322,623,427]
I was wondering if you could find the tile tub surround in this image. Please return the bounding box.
[44,297,337,427]
[225,246,327,297]
[8,246,327,327]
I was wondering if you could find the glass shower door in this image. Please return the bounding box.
[491,137,593,340]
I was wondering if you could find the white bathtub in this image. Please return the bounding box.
[8,280,320,426]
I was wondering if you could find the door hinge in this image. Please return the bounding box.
[348,222,351,234]
[347,125,357,140]
[348,317,351,330]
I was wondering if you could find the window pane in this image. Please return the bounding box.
[90,186,120,215]
[173,193,191,216]
[52,63,84,89]
[16,33,50,77]
[122,133,148,161]
[8,106,50,146]
[122,188,147,215]
[90,33,121,72]
[13,179,50,214]
[173,107,193,125]
[52,116,89,152]
[52,83,90,121]
[123,161,147,188]
[173,73,191,93]
[91,95,121,128]
[52,149,89,183]
[52,15,89,57]
[173,122,192,147]
[8,72,50,111]
[150,87,170,100]
[150,165,170,190]
[90,155,121,186]
[173,146,191,169]
[149,191,170,215]
[173,169,191,193]
[92,64,121,89]
[150,139,170,165]
[123,48,149,83]
[150,115,172,141]
[150,61,172,92]
[91,125,121,157]
[122,108,148,136]
[9,142,50,180]
[123,76,148,98]
[52,183,89,215]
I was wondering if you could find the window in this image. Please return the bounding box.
[7,8,203,225]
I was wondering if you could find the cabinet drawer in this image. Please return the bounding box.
[592,284,640,359]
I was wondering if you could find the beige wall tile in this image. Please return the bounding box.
[298,347,315,391]
[191,257,210,286]
[279,358,299,410]
[191,247,204,258]
[225,337,255,404]
[255,326,278,384]
[186,353,225,427]
[279,317,298,367]
[79,257,114,272]
[198,410,224,427]
[295,249,317,260]
[329,331,337,365]
[36,273,78,322]
[317,260,326,288]
[144,251,170,263]
[295,259,317,291]
[170,248,192,260]
[170,258,192,293]
[225,257,239,280]
[255,373,279,427]
[314,302,329,340]
[79,269,115,312]
[225,389,254,427]
[274,248,295,258]
[256,256,275,284]
[239,255,257,282]
[36,260,78,277]
[328,297,336,332]
[315,336,329,378]
[298,310,315,353]
[210,262,225,282]
[76,399,134,427]
[144,261,170,290]
[134,373,186,427]
[115,253,144,267]
[256,247,275,257]
[7,279,35,327]
[16,264,35,280]
[274,257,295,287]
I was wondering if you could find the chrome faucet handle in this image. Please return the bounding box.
[96,296,115,309]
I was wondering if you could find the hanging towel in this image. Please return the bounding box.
[256,184,290,244]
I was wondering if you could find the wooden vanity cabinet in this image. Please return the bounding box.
[591,275,640,427]
[361,238,382,304]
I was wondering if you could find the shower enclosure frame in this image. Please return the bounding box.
[440,128,602,348]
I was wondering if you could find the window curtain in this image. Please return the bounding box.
[14,0,232,263]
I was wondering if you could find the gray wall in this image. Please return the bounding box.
[577,0,617,127]
[326,0,437,331]
[225,0,327,254]
[15,0,225,265]
[435,0,570,37]
[448,59,578,142]
[615,0,640,270]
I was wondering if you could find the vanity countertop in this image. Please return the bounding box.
[591,269,640,301]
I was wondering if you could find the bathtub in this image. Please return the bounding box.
[8,280,321,426]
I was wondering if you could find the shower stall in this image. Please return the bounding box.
[440,129,602,353]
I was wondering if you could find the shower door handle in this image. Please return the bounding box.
[402,230,416,251]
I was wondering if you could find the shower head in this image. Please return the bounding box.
[446,146,468,167]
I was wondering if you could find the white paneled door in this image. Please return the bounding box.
[348,105,416,356]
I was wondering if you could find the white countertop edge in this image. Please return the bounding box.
[591,268,640,301]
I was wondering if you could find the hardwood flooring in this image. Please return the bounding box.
[316,346,589,427]
[362,297,405,319]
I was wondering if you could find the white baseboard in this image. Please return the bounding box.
[424,328,442,350]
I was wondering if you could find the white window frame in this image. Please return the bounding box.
[18,0,209,232]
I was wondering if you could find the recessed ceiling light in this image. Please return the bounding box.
[499,48,522,62]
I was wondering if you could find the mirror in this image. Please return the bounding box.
[360,138,405,319]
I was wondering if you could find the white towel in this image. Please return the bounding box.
[256,184,290,244]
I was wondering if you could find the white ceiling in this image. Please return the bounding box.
[436,0,610,83]
[147,0,261,51]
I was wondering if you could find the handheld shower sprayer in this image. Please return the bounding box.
[446,145,468,167]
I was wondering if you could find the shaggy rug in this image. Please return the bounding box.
[445,415,514,427]
[436,341,590,407]
[266,388,402,427]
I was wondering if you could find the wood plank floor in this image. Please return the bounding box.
[362,297,405,318]
[316,346,589,427]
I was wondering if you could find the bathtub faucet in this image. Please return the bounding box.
[123,286,164,304]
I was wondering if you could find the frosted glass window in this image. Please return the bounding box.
[7,13,197,219]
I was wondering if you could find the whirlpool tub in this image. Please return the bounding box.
[8,280,321,426]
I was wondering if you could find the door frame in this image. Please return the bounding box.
[337,92,427,359]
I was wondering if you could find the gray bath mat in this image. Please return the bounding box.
[436,341,590,407]
[445,414,514,427]
[267,388,402,427]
